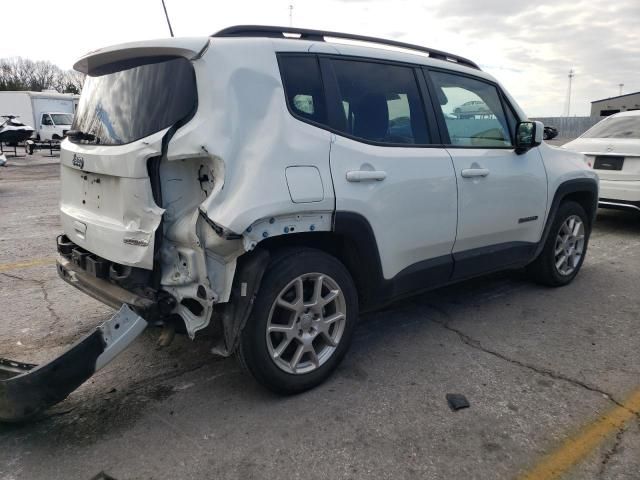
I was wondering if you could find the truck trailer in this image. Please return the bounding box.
[0,91,75,142]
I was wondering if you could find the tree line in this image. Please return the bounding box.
[0,57,84,94]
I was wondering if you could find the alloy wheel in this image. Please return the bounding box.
[266,273,347,374]
[554,215,585,276]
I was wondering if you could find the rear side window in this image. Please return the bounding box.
[330,59,429,145]
[430,71,513,147]
[279,55,327,125]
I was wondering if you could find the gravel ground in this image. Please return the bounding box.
[0,151,638,480]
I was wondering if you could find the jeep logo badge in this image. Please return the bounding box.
[72,154,84,169]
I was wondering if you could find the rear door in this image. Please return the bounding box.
[425,69,547,279]
[325,57,458,282]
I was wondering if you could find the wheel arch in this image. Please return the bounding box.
[534,178,598,260]
[254,223,382,311]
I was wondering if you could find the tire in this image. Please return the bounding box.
[528,201,590,287]
[237,248,358,394]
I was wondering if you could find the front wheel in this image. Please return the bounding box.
[528,201,590,286]
[237,248,358,394]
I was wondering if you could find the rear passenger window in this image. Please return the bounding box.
[429,71,513,147]
[279,55,327,125]
[330,59,429,145]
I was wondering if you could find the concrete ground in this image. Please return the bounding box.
[0,151,639,480]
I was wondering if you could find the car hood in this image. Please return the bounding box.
[563,137,640,156]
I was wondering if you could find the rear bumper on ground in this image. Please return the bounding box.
[0,304,147,422]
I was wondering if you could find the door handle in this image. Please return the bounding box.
[461,168,490,178]
[346,170,387,182]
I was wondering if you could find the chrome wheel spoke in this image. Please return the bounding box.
[290,343,305,371]
[308,347,320,368]
[273,336,294,358]
[276,297,299,312]
[268,324,294,335]
[320,330,338,347]
[310,275,324,306]
[572,221,581,236]
[320,289,340,307]
[323,312,344,326]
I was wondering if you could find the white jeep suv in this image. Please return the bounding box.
[57,26,598,394]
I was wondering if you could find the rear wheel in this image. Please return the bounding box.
[528,201,590,286]
[237,248,358,394]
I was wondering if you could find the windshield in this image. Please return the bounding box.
[71,57,197,145]
[51,113,73,125]
[582,116,640,139]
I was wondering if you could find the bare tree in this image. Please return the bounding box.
[0,57,83,93]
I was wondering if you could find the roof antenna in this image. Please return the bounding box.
[161,0,175,37]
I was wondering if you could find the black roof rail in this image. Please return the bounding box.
[212,25,481,70]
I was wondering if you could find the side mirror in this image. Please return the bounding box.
[515,120,543,154]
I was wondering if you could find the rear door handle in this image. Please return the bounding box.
[461,168,490,178]
[346,170,387,182]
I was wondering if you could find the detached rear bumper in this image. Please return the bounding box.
[0,305,147,422]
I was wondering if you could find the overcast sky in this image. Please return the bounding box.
[1,0,638,116]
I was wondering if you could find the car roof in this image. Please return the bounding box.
[610,110,640,118]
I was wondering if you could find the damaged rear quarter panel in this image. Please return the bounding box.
[158,39,337,336]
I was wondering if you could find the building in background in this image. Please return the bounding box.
[591,91,640,116]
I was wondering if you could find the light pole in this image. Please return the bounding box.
[564,69,574,117]
[289,4,294,27]
[619,83,624,96]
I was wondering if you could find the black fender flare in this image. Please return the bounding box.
[532,177,598,260]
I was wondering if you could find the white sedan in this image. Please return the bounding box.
[564,110,640,213]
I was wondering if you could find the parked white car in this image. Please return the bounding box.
[563,110,640,212]
[49,26,598,399]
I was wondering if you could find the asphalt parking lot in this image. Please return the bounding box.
[0,151,639,480]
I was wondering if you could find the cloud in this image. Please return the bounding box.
[426,0,640,114]
[1,0,637,115]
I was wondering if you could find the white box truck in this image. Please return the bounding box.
[0,91,75,141]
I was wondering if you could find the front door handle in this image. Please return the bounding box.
[461,168,490,178]
[346,170,387,182]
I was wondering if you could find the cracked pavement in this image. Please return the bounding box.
[0,153,639,480]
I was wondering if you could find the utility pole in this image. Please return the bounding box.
[619,83,624,96]
[289,4,294,27]
[564,69,574,117]
[161,0,174,37]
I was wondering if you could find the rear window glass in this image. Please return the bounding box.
[582,116,640,139]
[71,57,197,145]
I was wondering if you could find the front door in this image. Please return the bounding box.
[327,58,458,283]
[41,113,54,141]
[427,69,547,279]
